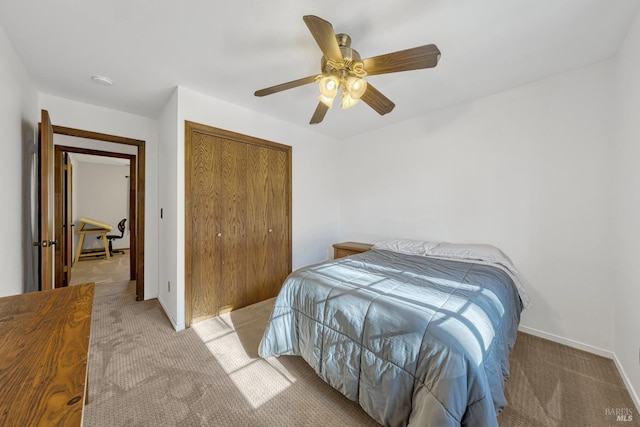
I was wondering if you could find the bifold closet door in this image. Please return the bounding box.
[186,121,292,326]
[188,134,251,322]
[246,144,290,305]
[188,130,224,323]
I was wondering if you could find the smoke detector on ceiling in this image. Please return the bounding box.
[91,75,113,86]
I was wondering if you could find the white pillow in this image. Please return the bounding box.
[428,242,516,274]
[372,238,440,257]
[374,239,531,309]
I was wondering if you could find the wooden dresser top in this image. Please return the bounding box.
[0,283,94,426]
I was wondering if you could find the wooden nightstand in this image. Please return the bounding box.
[333,242,374,259]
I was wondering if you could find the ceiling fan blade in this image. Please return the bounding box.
[303,15,343,62]
[309,102,329,124]
[361,84,395,115]
[362,44,441,76]
[255,75,317,97]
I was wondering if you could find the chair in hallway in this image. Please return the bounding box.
[98,218,127,255]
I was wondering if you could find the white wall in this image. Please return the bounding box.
[0,24,39,296]
[614,8,640,408]
[157,86,341,330]
[341,60,617,355]
[75,161,130,251]
[157,88,178,327]
[40,94,160,300]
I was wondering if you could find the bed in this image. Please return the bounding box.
[259,239,529,427]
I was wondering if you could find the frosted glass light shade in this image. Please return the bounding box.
[344,76,367,99]
[317,75,340,107]
[341,93,361,109]
[318,94,335,108]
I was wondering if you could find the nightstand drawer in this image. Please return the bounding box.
[332,242,373,259]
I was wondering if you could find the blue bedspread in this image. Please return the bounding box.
[259,249,522,426]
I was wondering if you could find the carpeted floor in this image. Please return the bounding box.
[72,255,639,426]
[499,333,638,426]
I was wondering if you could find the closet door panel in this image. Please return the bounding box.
[246,144,270,305]
[188,132,223,322]
[266,147,291,299]
[246,144,290,304]
[219,139,248,312]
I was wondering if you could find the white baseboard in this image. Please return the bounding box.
[518,325,614,359]
[518,325,639,412]
[157,296,185,331]
[613,353,640,412]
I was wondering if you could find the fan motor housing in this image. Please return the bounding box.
[320,33,362,75]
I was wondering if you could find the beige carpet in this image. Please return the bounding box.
[73,255,639,426]
[499,333,638,426]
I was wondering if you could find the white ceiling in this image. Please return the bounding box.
[1,0,638,140]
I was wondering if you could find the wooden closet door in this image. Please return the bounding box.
[185,121,292,327]
[218,138,248,312]
[246,144,290,304]
[189,134,250,321]
[265,147,291,299]
[188,131,223,322]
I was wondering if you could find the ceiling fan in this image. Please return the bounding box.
[254,15,441,125]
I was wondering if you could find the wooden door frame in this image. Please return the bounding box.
[39,110,54,291]
[52,126,146,301]
[54,150,73,287]
[54,146,136,286]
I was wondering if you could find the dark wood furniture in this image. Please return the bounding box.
[0,283,95,426]
[333,242,374,259]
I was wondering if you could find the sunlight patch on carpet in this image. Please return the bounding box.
[192,310,296,409]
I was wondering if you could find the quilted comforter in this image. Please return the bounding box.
[259,248,523,426]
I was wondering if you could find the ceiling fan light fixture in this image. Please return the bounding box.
[318,94,335,108]
[317,75,340,107]
[341,76,367,109]
[254,15,440,124]
[341,92,361,109]
[344,76,367,99]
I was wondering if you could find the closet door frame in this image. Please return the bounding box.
[184,121,292,327]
